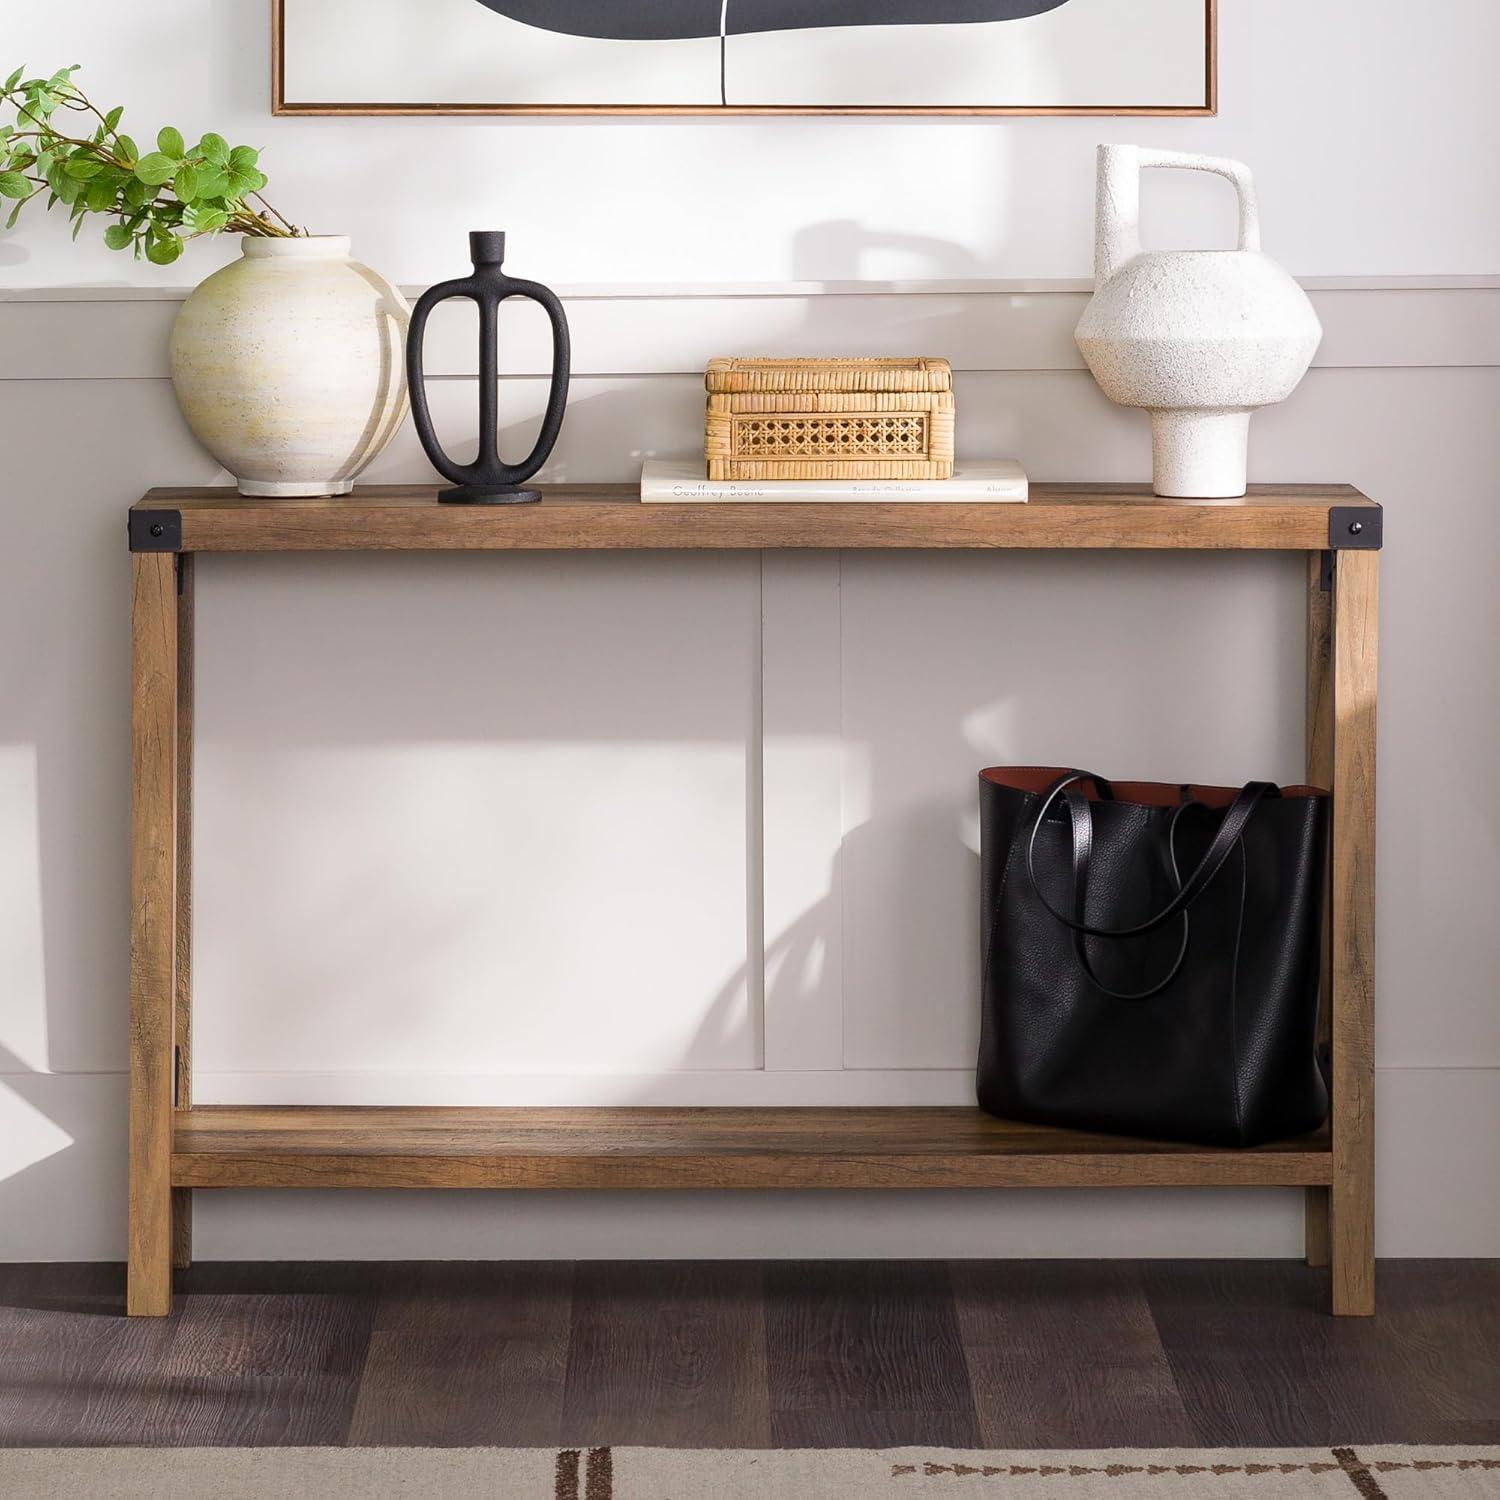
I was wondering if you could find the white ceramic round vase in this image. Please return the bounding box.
[1075,146,1322,499]
[170,235,410,497]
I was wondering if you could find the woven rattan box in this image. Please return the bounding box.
[705,357,955,481]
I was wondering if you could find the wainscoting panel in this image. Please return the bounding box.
[0,283,1496,1257]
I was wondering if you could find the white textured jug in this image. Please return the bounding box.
[170,236,410,497]
[1075,146,1322,498]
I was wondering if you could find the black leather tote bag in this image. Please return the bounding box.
[977,767,1330,1147]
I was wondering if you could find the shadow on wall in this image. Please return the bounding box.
[189,214,1037,1100]
[0,1039,127,1265]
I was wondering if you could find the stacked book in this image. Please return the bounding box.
[641,355,1027,503]
[641,459,1028,504]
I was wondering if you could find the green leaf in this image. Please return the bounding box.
[72,212,85,239]
[5,199,25,230]
[173,163,199,203]
[115,134,139,165]
[157,125,184,159]
[224,169,260,201]
[64,156,102,179]
[145,233,183,265]
[194,168,228,202]
[104,104,124,132]
[185,202,228,235]
[85,177,116,212]
[0,170,33,198]
[197,132,229,165]
[229,144,259,171]
[53,171,83,205]
[4,67,24,92]
[133,151,176,185]
[103,222,133,250]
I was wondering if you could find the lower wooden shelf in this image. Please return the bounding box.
[171,1106,1333,1192]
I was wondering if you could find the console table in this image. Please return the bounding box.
[126,483,1381,1317]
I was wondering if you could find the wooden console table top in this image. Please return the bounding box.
[130,482,1381,553]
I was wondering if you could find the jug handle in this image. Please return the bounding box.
[1137,149,1262,253]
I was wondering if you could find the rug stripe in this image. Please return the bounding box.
[555,1448,581,1500]
[1334,1447,1389,1499]
[586,1446,614,1499]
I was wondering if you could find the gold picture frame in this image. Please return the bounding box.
[272,0,1217,118]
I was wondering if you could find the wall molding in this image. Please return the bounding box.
[1,1063,1489,1102]
[2,281,1496,382]
[4,274,1499,302]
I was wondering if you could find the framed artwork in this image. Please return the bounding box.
[274,0,1217,117]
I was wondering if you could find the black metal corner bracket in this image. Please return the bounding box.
[1320,503,1383,590]
[1328,504,1382,551]
[128,509,182,552]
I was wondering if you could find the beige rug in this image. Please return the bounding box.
[0,1445,1496,1498]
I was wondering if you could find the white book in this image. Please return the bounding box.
[640,459,1029,504]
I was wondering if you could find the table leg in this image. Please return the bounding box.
[128,552,179,1316]
[1328,549,1378,1316]
[172,555,194,1272]
[1304,552,1333,1268]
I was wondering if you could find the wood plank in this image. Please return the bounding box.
[1305,549,1334,1269]
[348,1263,573,1447]
[128,552,178,1317]
[171,1106,1333,1191]
[1143,1260,1499,1446]
[765,1262,979,1448]
[560,1263,770,1448]
[3,1261,1495,1450]
[138,1264,375,1445]
[0,1262,373,1446]
[133,483,1378,554]
[173,552,194,1272]
[952,1261,1196,1448]
[1368,1260,1500,1443]
[1329,549,1379,1316]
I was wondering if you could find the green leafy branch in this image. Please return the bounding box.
[0,64,302,264]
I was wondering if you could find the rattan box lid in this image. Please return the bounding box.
[705,356,952,396]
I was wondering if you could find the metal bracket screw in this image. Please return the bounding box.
[128,509,183,553]
[1327,504,1382,552]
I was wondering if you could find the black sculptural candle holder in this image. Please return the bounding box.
[407,231,571,504]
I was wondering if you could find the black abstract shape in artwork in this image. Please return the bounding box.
[471,1,1073,41]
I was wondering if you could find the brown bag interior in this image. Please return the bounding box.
[980,766,1326,808]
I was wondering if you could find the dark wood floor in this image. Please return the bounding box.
[1,1261,1496,1450]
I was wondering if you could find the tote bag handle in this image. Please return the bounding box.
[1024,771,1273,941]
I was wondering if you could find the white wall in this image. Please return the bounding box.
[5,0,1500,287]
[1,0,1498,1262]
